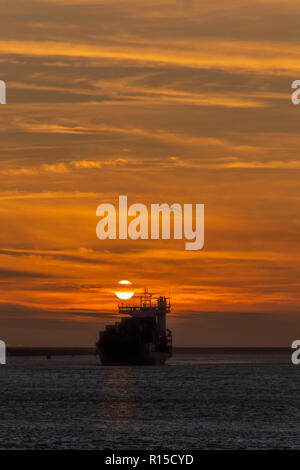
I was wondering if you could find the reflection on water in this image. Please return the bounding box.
[96,367,142,421]
[0,354,299,449]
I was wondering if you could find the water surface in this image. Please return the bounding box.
[0,352,298,449]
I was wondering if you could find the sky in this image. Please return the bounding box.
[0,0,300,347]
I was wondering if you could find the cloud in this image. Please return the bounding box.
[1,38,300,75]
[0,162,69,176]
[170,158,300,170]
[1,0,300,346]
[0,191,98,200]
[0,267,55,279]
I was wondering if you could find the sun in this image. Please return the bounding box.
[115,280,135,300]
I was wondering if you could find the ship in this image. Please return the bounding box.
[96,289,172,365]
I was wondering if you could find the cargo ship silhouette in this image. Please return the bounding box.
[96,289,172,365]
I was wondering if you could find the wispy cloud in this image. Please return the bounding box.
[2,39,300,75]
[1,0,300,345]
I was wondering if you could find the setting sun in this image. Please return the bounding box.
[114,280,135,300]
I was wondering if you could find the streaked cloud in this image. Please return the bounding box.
[1,0,300,345]
[2,39,300,76]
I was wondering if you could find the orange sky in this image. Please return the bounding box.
[0,0,300,346]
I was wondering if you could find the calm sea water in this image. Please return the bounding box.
[0,352,299,450]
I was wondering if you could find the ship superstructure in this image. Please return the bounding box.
[96,290,172,365]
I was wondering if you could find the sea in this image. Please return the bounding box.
[0,350,299,450]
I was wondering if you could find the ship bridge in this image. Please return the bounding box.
[118,289,170,330]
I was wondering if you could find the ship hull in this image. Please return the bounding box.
[99,352,171,365]
[98,344,172,365]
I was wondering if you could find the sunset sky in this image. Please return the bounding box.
[1,0,300,346]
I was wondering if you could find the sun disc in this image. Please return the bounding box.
[114,280,135,300]
[115,291,134,300]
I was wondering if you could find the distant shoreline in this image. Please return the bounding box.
[6,346,291,357]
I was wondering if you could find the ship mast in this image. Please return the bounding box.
[140,288,153,308]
